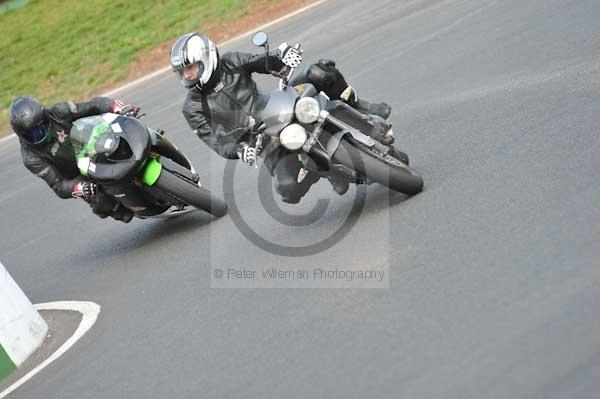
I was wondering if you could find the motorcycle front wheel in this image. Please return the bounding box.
[331,138,424,195]
[154,170,228,217]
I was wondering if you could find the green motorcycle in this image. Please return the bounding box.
[70,112,227,219]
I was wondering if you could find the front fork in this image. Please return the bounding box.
[300,106,390,179]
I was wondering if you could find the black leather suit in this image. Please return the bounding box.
[182,51,353,203]
[19,97,132,220]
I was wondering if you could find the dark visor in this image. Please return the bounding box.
[24,125,49,144]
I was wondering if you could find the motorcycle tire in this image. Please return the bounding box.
[154,170,228,217]
[331,138,424,195]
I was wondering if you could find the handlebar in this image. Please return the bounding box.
[274,42,302,89]
[249,39,304,167]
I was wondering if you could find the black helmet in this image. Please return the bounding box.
[10,96,49,145]
[170,32,219,89]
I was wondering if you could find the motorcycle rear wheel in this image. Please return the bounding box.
[331,138,424,195]
[154,170,228,217]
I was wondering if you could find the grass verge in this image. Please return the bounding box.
[0,0,316,137]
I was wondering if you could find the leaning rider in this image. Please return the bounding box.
[170,32,394,204]
[9,96,139,223]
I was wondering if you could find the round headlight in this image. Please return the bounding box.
[279,124,307,151]
[294,97,320,124]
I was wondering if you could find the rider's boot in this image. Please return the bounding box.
[111,204,134,223]
[388,146,410,165]
[340,86,392,120]
[327,172,350,195]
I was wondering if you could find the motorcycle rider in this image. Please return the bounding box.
[9,95,139,222]
[171,32,393,203]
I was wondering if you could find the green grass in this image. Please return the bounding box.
[0,0,268,135]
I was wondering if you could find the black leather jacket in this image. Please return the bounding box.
[19,97,116,198]
[181,51,284,159]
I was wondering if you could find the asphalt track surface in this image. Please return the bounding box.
[2,0,600,397]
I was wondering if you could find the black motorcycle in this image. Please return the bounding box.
[249,31,424,195]
[69,112,227,219]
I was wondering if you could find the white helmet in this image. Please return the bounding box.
[170,32,219,89]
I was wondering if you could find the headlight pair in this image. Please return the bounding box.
[294,97,320,124]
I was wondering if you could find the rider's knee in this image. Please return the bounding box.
[273,157,319,204]
[305,60,348,99]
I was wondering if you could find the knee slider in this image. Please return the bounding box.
[306,63,337,92]
[306,62,348,99]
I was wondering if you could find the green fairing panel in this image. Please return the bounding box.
[142,158,162,186]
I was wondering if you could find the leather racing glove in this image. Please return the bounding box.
[72,181,97,202]
[112,100,140,116]
[277,42,303,68]
[237,143,257,166]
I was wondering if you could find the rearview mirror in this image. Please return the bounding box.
[252,31,268,47]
